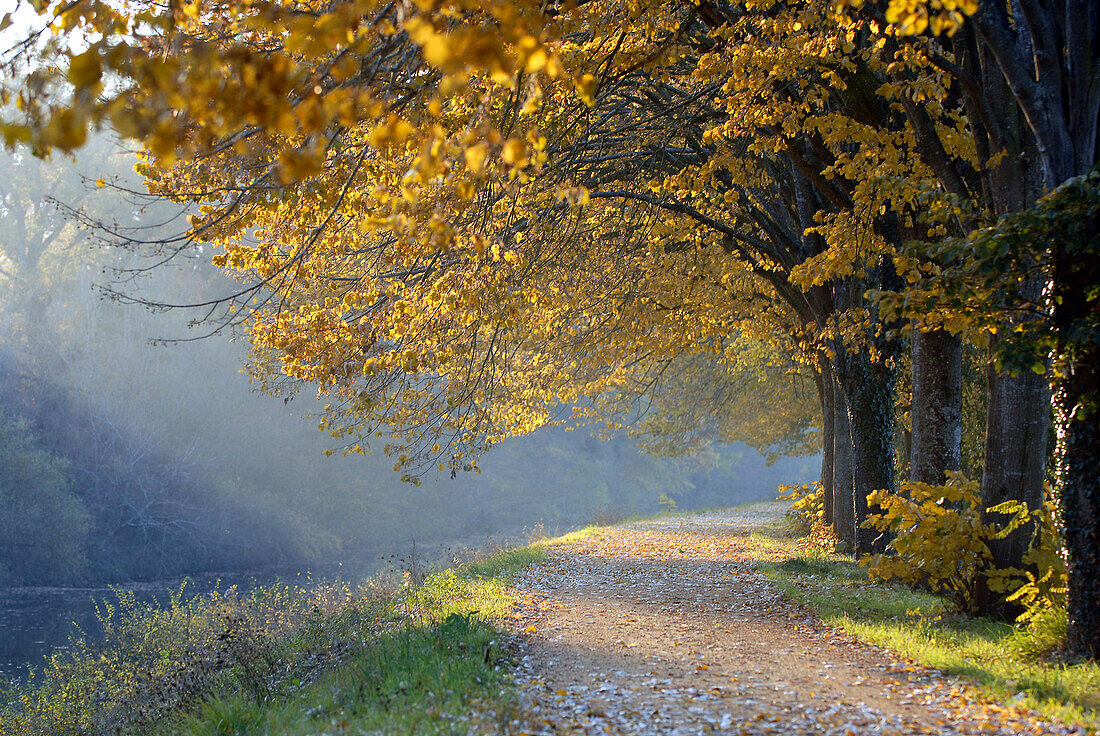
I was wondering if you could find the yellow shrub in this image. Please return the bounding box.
[986,499,1068,627]
[779,482,838,552]
[779,482,823,535]
[861,474,1067,624]
[860,472,991,611]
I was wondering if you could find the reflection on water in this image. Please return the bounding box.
[0,575,263,685]
[0,586,107,684]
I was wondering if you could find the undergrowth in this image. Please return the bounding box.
[0,540,547,736]
[757,519,1100,733]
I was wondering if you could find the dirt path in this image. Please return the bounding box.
[506,504,1085,735]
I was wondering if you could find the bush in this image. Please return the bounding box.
[779,481,838,552]
[860,473,1067,629]
[860,472,989,611]
[1,579,374,736]
[986,498,1068,629]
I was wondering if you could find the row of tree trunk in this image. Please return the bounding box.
[813,326,1054,643]
[815,326,1049,557]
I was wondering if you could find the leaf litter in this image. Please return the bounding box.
[505,503,1090,735]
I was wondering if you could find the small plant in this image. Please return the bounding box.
[987,496,1068,640]
[398,540,427,589]
[525,522,547,544]
[657,493,678,513]
[778,481,822,534]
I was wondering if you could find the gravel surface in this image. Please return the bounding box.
[506,503,1087,735]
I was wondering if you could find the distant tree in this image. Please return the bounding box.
[0,405,89,585]
[0,135,131,343]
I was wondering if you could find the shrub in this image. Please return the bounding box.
[987,497,1068,629]
[860,474,1067,631]
[1,579,375,736]
[860,472,990,611]
[779,481,822,534]
[779,482,838,551]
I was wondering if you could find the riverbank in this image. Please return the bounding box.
[0,573,274,684]
[0,545,543,736]
[0,527,545,685]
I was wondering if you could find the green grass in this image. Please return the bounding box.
[163,611,516,736]
[153,546,547,736]
[759,538,1100,733]
[457,545,545,581]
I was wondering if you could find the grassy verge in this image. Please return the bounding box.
[1,542,547,736]
[754,520,1100,732]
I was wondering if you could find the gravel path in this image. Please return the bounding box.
[506,503,1086,735]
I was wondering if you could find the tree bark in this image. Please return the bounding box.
[1056,339,1100,659]
[1054,212,1100,659]
[966,0,1098,657]
[973,334,1051,617]
[910,329,963,484]
[832,374,856,551]
[979,338,1050,563]
[836,350,897,555]
[819,362,835,526]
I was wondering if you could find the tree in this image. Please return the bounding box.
[843,0,1098,655]
[969,0,1100,662]
[0,405,89,585]
[0,0,968,548]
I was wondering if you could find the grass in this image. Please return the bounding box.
[157,544,548,736]
[1,541,548,736]
[161,610,515,736]
[756,520,1100,733]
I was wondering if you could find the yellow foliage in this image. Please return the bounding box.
[861,472,989,610]
[0,0,995,475]
[861,474,1067,620]
[986,498,1068,627]
[779,482,838,552]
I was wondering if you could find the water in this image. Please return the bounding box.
[0,574,264,685]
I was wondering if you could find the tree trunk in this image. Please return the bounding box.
[910,329,963,484]
[973,336,1051,617]
[1054,212,1100,659]
[1057,340,1100,659]
[837,350,897,555]
[832,375,856,551]
[979,340,1050,564]
[819,363,835,526]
